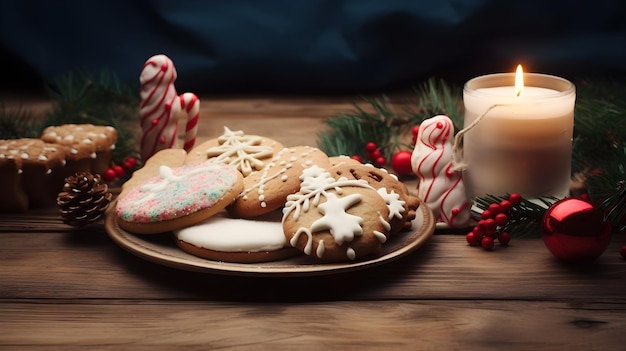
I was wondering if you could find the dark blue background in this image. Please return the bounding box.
[1,0,625,93]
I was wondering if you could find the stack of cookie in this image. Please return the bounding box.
[0,124,117,212]
[114,127,420,263]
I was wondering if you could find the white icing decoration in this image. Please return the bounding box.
[316,239,325,258]
[310,192,363,245]
[174,211,286,252]
[373,231,387,243]
[346,248,356,260]
[377,187,405,220]
[204,127,274,176]
[290,228,313,255]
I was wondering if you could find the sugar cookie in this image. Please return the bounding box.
[175,210,299,263]
[115,161,243,234]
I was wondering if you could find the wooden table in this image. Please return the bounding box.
[2,95,626,350]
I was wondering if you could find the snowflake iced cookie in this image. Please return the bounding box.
[282,165,391,262]
[185,127,284,176]
[329,163,420,234]
[115,160,243,234]
[228,145,331,218]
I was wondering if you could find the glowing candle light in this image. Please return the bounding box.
[462,65,576,198]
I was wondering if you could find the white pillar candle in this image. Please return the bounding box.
[462,68,576,198]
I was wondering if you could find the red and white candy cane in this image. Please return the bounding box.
[179,92,199,152]
[139,54,200,161]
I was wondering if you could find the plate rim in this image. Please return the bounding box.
[105,201,435,277]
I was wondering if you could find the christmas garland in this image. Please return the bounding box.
[317,76,626,238]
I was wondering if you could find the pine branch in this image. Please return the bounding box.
[0,106,41,139]
[317,78,462,160]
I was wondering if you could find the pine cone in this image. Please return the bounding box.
[57,172,112,227]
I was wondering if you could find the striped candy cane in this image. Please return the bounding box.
[139,54,200,161]
[179,92,199,152]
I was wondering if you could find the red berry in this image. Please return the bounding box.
[351,155,363,163]
[481,210,493,220]
[483,218,497,232]
[466,232,479,246]
[495,213,509,226]
[620,245,626,260]
[113,165,125,177]
[509,193,522,205]
[371,149,382,159]
[498,232,511,246]
[102,168,117,182]
[365,142,378,152]
[472,225,485,237]
[375,156,386,166]
[499,200,512,213]
[481,236,495,250]
[411,125,420,136]
[488,203,501,215]
[123,157,137,170]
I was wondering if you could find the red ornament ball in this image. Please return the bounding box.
[391,150,413,177]
[542,198,611,264]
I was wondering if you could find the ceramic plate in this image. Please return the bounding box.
[105,202,435,277]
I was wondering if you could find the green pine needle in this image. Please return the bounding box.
[317,78,463,161]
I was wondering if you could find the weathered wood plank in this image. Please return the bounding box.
[1,300,624,350]
[2,220,625,302]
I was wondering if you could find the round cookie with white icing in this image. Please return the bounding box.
[228,145,331,218]
[175,210,300,263]
[115,161,243,234]
[282,165,391,262]
[184,126,284,176]
[329,163,420,234]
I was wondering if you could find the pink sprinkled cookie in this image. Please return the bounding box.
[115,161,243,234]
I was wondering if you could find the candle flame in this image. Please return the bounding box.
[515,64,524,96]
